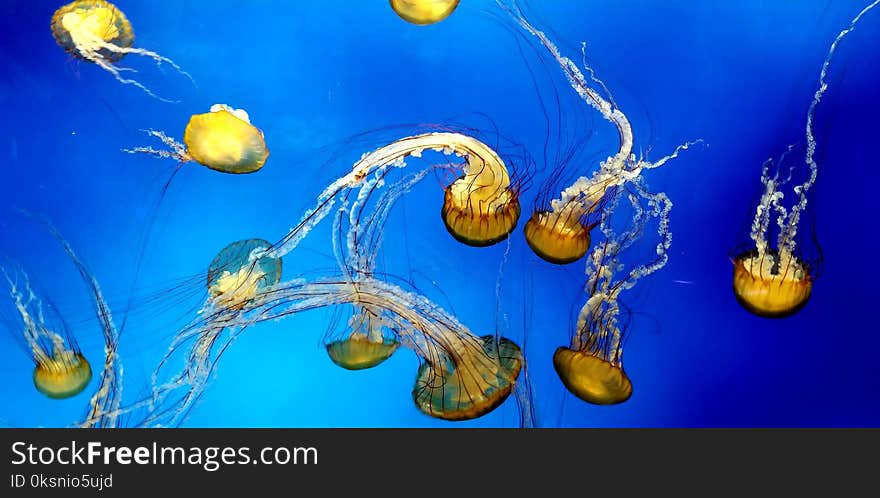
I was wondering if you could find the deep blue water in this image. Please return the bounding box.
[0,0,878,428]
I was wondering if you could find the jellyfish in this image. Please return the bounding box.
[50,0,193,102]
[206,238,282,310]
[390,0,460,25]
[732,0,879,318]
[124,104,270,174]
[414,334,522,420]
[1,269,93,400]
[555,183,672,405]
[325,305,399,370]
[498,0,698,265]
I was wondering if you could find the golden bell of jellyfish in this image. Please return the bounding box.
[326,307,399,370]
[524,210,591,264]
[207,238,282,309]
[184,104,270,174]
[51,0,132,62]
[326,333,399,370]
[553,347,632,405]
[390,0,460,25]
[413,335,522,421]
[440,139,520,247]
[732,250,812,318]
[33,350,93,400]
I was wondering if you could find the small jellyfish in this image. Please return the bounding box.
[125,104,270,175]
[413,334,522,421]
[732,0,879,318]
[390,0,460,25]
[207,238,282,310]
[50,0,192,102]
[2,269,92,400]
[326,306,399,370]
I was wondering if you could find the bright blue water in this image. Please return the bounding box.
[0,0,877,427]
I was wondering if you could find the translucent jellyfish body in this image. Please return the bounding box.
[50,0,191,102]
[326,307,399,370]
[207,238,282,309]
[184,105,270,174]
[51,0,132,62]
[390,0,460,25]
[125,104,270,174]
[34,349,93,399]
[498,0,696,265]
[413,335,522,420]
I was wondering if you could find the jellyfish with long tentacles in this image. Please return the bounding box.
[1,221,121,427]
[97,132,532,427]
[50,0,194,103]
[732,0,880,318]
[2,268,92,400]
[124,104,270,175]
[555,182,672,405]
[497,0,699,265]
[390,0,460,25]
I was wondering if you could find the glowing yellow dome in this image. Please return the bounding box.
[183,104,270,174]
[33,351,92,399]
[553,347,632,405]
[390,0,460,25]
[733,251,812,318]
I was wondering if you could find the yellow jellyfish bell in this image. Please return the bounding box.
[50,0,192,102]
[51,0,133,62]
[327,332,399,370]
[183,104,270,174]
[553,347,632,405]
[390,0,460,25]
[413,335,522,421]
[732,251,812,318]
[33,350,93,400]
[326,308,399,370]
[524,211,592,264]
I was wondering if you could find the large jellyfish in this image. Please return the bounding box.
[390,0,460,25]
[124,104,270,175]
[50,0,193,102]
[732,0,879,318]
[497,0,698,265]
[115,131,532,427]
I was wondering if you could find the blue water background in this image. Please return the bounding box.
[0,0,878,427]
